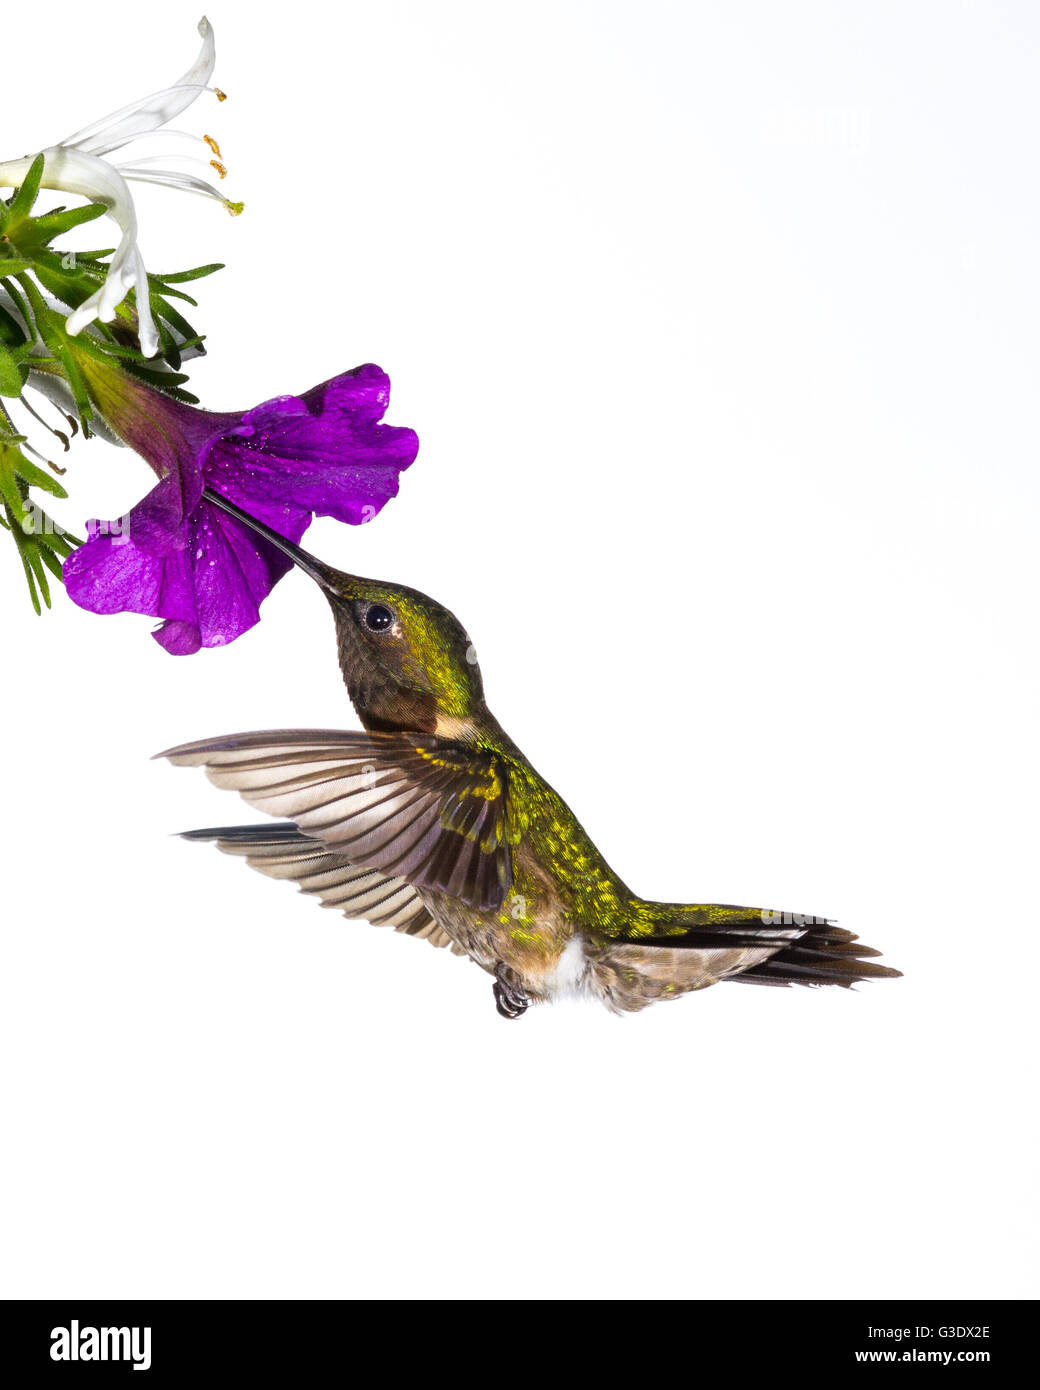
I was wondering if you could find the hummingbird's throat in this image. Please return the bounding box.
[329,602,439,735]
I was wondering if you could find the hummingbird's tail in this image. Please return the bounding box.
[725,918,901,988]
[612,902,899,993]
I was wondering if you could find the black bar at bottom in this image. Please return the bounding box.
[0,1299,1030,1381]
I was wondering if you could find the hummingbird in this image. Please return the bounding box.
[161,489,900,1018]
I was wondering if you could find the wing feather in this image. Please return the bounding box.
[180,823,465,953]
[161,729,513,913]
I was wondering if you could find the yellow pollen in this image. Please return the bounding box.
[210,160,228,180]
[203,134,223,158]
[214,88,228,102]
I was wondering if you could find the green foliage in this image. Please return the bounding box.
[0,154,223,613]
[0,410,79,613]
[0,153,223,427]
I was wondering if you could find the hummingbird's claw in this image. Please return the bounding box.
[493,963,529,1020]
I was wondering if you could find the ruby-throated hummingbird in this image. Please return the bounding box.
[161,489,900,1017]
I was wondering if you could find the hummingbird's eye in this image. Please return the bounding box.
[364,604,394,632]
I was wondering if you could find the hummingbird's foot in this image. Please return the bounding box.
[493,963,529,1020]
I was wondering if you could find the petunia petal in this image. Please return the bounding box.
[201,365,419,526]
[64,495,295,655]
[63,525,195,633]
[185,497,292,649]
[63,529,168,618]
[128,463,205,556]
[298,364,396,422]
[153,619,203,656]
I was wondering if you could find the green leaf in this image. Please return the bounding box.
[3,489,80,613]
[0,302,28,348]
[86,338,139,361]
[0,258,33,277]
[156,319,181,371]
[0,277,33,335]
[11,452,68,500]
[24,536,52,609]
[10,524,44,612]
[21,201,107,245]
[152,297,203,347]
[38,544,65,579]
[119,359,193,391]
[5,154,46,224]
[0,342,22,397]
[152,262,224,284]
[0,456,25,518]
[17,274,93,425]
[52,526,80,555]
[32,259,99,312]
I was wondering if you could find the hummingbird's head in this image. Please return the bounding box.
[205,491,487,736]
[320,569,486,736]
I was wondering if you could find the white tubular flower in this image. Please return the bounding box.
[0,16,239,358]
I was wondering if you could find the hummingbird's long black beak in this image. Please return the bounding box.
[204,488,340,592]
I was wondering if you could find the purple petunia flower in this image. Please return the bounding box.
[63,363,418,654]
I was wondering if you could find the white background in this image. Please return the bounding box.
[2,0,1037,1299]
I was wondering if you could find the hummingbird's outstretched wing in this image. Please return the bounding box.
[159,729,514,914]
[180,823,466,953]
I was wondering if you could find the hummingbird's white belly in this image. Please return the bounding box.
[541,938,592,1000]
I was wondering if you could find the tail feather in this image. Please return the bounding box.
[730,922,901,989]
